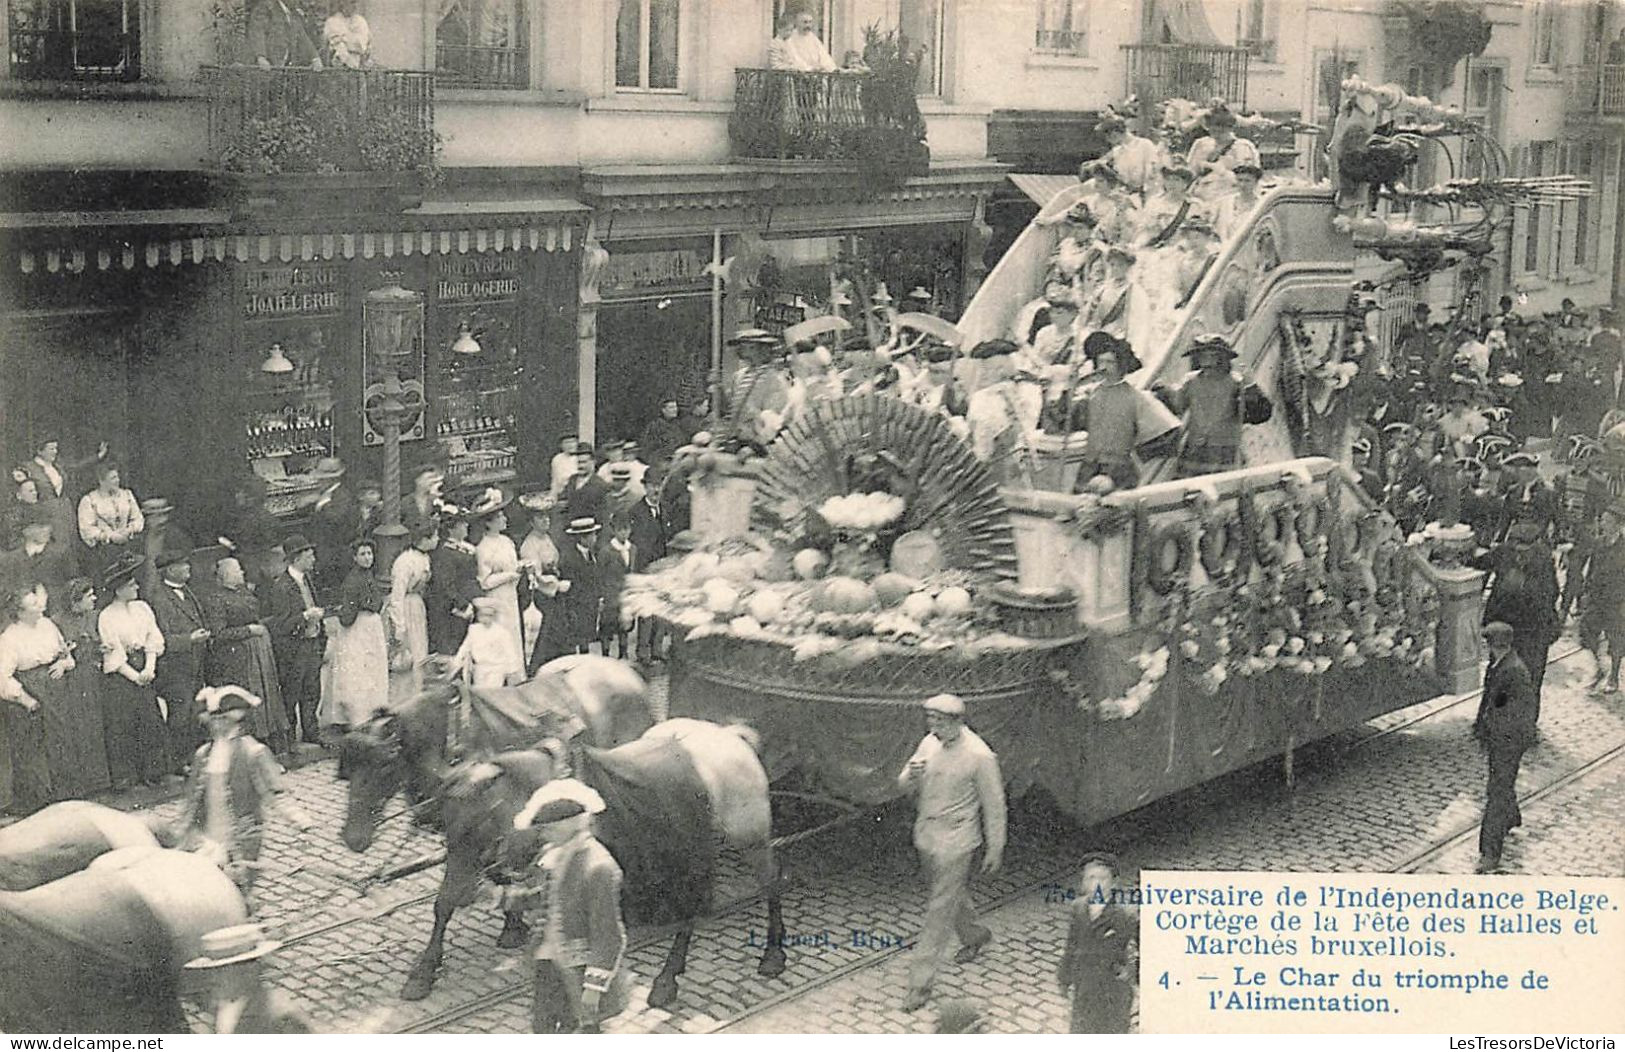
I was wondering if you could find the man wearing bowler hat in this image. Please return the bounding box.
[549,516,605,660]
[560,442,611,527]
[262,534,325,745]
[508,779,630,1033]
[149,546,212,763]
[1157,333,1272,477]
[1474,622,1538,873]
[897,693,1006,1012]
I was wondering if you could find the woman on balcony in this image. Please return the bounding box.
[769,9,838,73]
[323,0,371,70]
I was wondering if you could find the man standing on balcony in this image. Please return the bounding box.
[246,0,322,70]
[769,8,838,73]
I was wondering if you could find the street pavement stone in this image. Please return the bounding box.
[49,631,1625,1035]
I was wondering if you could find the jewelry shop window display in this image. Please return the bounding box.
[433,254,522,488]
[243,264,341,518]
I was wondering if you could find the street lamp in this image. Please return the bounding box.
[365,286,426,575]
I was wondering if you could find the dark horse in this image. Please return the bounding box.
[339,656,788,1006]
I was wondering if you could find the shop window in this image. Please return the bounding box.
[900,0,945,96]
[432,255,523,488]
[436,0,529,88]
[1035,0,1087,54]
[1238,0,1276,63]
[8,0,140,81]
[1531,0,1560,68]
[242,264,342,518]
[616,0,681,91]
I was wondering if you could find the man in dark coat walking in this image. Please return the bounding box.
[628,468,673,663]
[262,534,325,745]
[1478,520,1560,711]
[547,517,605,660]
[1475,622,1539,872]
[559,445,611,530]
[1058,853,1136,1033]
[148,548,212,766]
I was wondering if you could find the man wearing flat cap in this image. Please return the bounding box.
[508,779,630,1033]
[897,693,1006,1011]
[1476,515,1560,709]
[150,546,212,763]
[1157,334,1271,478]
[1058,852,1136,1032]
[1474,623,1538,872]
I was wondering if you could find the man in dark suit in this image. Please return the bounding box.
[552,517,604,659]
[427,507,478,657]
[262,534,325,745]
[1475,622,1539,873]
[1058,853,1136,1033]
[1478,520,1561,709]
[596,514,636,659]
[149,548,212,766]
[307,458,359,600]
[559,444,610,529]
[628,468,672,663]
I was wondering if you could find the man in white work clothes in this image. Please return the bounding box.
[897,692,1007,1011]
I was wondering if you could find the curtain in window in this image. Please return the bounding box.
[648,0,679,89]
[1036,0,1087,51]
[900,0,942,94]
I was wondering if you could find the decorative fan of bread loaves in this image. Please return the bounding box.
[752,394,1018,580]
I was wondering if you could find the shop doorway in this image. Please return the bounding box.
[0,313,131,488]
[595,294,710,450]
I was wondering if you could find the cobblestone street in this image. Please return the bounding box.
[72,635,1625,1034]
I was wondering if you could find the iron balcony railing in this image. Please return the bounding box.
[729,67,929,174]
[435,42,528,88]
[200,66,436,175]
[1121,42,1250,106]
[9,26,139,81]
[1564,64,1625,119]
[1034,28,1088,53]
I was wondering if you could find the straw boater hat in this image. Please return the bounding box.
[564,516,601,536]
[513,778,607,830]
[196,685,262,718]
[185,924,282,971]
[907,286,933,303]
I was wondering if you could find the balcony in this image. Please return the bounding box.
[1564,64,1625,122]
[200,66,436,176]
[1121,43,1250,106]
[729,68,929,178]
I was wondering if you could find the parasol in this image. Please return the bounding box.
[783,315,853,347]
[893,313,964,348]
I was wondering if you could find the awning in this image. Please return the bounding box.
[8,199,590,274]
[1008,173,1079,209]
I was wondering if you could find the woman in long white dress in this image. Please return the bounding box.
[324,539,388,729]
[470,491,526,663]
[387,523,436,701]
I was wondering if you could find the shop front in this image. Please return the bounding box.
[3,206,585,543]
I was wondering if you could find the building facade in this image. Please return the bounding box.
[1,0,1620,536]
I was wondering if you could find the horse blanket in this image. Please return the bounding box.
[579,736,715,928]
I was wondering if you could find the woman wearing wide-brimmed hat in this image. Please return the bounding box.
[95,551,171,787]
[469,487,527,668]
[518,492,566,675]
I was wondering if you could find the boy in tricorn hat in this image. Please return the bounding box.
[508,779,630,1033]
[1065,333,1182,491]
[174,686,313,913]
[1156,333,1272,477]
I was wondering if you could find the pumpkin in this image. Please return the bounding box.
[901,592,936,622]
[792,548,830,580]
[934,586,973,618]
[747,591,785,625]
[871,572,920,608]
[815,576,880,614]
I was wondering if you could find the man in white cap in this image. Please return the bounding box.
[896,692,1006,1011]
[509,779,629,1033]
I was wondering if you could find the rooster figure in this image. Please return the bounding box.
[1339,122,1421,209]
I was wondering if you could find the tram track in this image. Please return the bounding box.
[260,642,1614,1034]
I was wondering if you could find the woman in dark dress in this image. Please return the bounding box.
[43,576,113,797]
[96,552,170,788]
[0,583,59,813]
[203,554,292,755]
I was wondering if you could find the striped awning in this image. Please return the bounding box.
[8,201,587,274]
[1008,173,1080,208]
